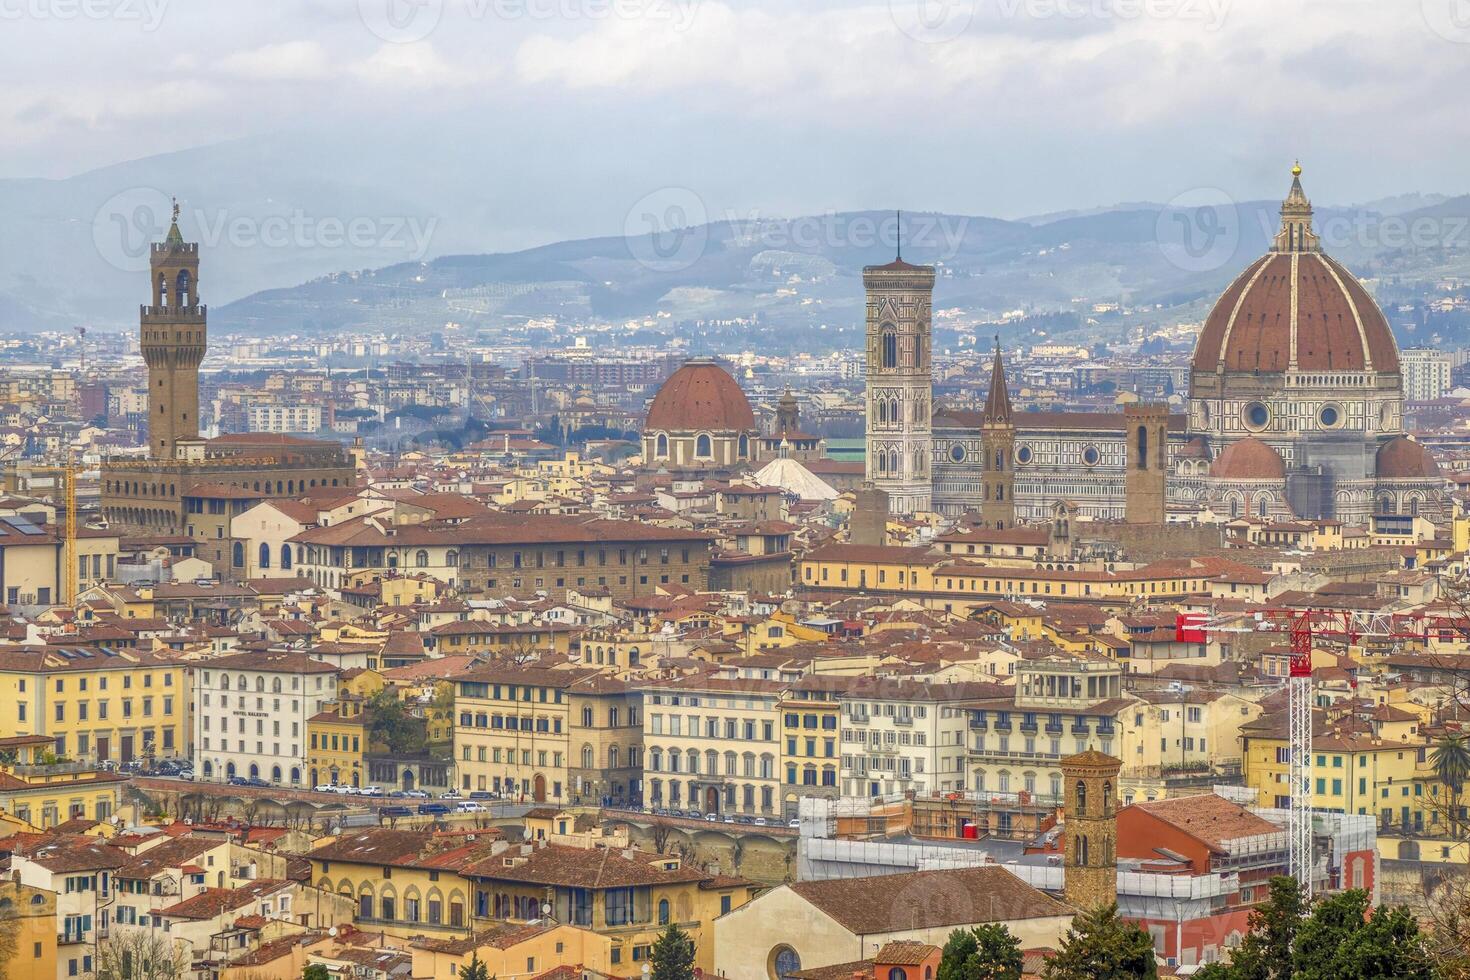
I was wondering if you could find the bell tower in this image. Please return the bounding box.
[142,200,206,460]
[863,222,934,516]
[980,339,1016,530]
[1062,749,1121,911]
[1124,403,1169,524]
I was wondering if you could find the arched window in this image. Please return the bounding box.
[582,745,594,769]
[281,544,292,570]
[271,765,282,783]
[259,543,271,570]
[1102,780,1113,815]
[1136,424,1148,469]
[1256,496,1268,518]
[446,550,459,568]
[877,452,887,474]
[889,450,899,474]
[232,542,244,567]
[658,899,670,925]
[1077,834,1089,865]
[608,745,620,769]
[272,677,282,693]
[877,400,887,425]
[176,269,191,303]
[881,328,897,369]
[888,970,906,980]
[738,434,749,458]
[415,550,430,568]
[696,433,712,457]
[1075,780,1087,816]
[248,763,260,779]
[655,433,668,458]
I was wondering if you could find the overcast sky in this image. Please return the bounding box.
[4,0,1470,228]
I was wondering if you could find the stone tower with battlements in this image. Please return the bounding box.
[1124,402,1169,524]
[980,339,1016,530]
[141,201,205,460]
[863,249,934,515]
[1062,748,1121,911]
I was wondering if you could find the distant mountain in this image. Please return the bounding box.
[2,135,1467,348]
[216,197,1470,348]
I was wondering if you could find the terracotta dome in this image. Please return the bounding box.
[1191,252,1398,374]
[1376,436,1441,479]
[1210,437,1285,480]
[645,358,755,432]
[1191,168,1398,375]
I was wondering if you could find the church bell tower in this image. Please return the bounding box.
[142,200,206,459]
[863,221,934,516]
[980,339,1016,530]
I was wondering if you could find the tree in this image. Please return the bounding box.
[1198,884,1437,980]
[366,688,427,755]
[1290,890,1435,980]
[93,929,190,980]
[304,965,332,980]
[1042,904,1157,980]
[938,924,1024,980]
[458,952,491,980]
[1433,733,1470,837]
[1208,875,1304,980]
[650,922,696,980]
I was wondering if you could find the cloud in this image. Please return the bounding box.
[217,41,334,82]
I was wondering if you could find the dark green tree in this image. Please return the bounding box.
[651,922,697,980]
[457,952,492,980]
[1196,882,1437,980]
[1041,904,1157,980]
[1433,733,1470,836]
[938,924,1024,980]
[304,965,332,980]
[366,688,427,755]
[1291,890,1435,980]
[1209,875,1304,980]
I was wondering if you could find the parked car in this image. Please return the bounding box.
[703,813,718,822]
[787,819,800,828]
[456,801,487,813]
[228,776,250,787]
[177,770,195,781]
[314,784,337,794]
[753,817,768,826]
[733,815,754,825]
[403,789,430,799]
[380,806,412,819]
[440,790,463,801]
[468,790,496,801]
[652,807,669,816]
[334,785,356,795]
[246,777,270,788]
[417,802,450,816]
[359,786,384,797]
[722,814,736,824]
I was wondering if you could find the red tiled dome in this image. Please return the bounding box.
[1376,436,1441,479]
[1210,437,1285,480]
[645,359,755,432]
[1191,251,1398,375]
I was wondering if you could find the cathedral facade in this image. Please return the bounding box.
[869,167,1451,524]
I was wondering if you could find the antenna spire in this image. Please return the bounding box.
[896,210,902,260]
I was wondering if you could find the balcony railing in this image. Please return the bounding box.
[1019,723,1038,735]
[970,747,1062,764]
[1044,723,1064,735]
[969,716,988,730]
[893,715,914,727]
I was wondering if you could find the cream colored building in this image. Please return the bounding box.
[640,676,785,817]
[713,866,1073,980]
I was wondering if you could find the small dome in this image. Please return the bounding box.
[1376,436,1441,480]
[1210,437,1285,480]
[645,358,755,432]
